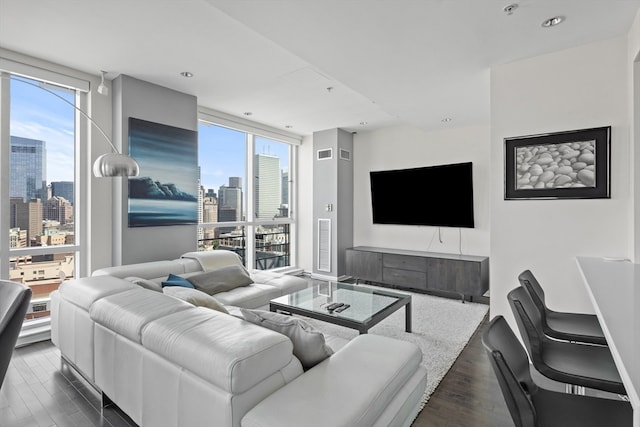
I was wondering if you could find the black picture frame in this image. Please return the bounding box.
[504,126,611,200]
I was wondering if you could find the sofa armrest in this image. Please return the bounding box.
[241,334,427,427]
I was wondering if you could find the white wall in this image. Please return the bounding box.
[297,134,315,272]
[490,36,632,328]
[351,124,491,257]
[630,9,640,261]
[113,75,199,265]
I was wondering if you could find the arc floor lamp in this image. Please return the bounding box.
[6,74,139,178]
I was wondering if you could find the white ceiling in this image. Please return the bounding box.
[1,0,639,136]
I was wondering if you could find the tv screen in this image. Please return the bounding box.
[370,162,475,228]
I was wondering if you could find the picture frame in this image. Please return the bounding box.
[127,117,199,227]
[504,126,611,200]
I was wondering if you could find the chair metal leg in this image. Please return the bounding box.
[565,384,586,395]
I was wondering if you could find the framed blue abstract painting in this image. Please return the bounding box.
[127,117,198,227]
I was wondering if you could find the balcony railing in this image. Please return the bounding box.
[197,224,290,270]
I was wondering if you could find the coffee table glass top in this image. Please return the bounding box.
[270,281,409,324]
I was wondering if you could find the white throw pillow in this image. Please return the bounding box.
[240,308,333,370]
[163,286,229,314]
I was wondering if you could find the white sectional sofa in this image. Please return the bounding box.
[50,250,428,427]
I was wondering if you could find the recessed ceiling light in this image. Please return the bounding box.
[542,16,564,28]
[503,3,518,15]
[285,125,293,129]
[359,121,368,126]
[180,71,194,78]
[243,112,253,116]
[442,117,453,123]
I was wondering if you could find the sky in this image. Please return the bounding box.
[10,75,290,192]
[198,123,290,193]
[10,77,75,183]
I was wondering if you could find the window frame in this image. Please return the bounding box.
[197,107,300,271]
[0,59,90,328]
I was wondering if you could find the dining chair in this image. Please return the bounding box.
[507,286,626,395]
[518,269,606,345]
[0,280,32,389]
[482,315,632,427]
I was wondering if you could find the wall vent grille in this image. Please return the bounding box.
[317,219,331,272]
[317,148,332,160]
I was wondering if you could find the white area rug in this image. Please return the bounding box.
[303,288,489,409]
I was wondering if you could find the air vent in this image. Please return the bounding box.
[339,149,351,161]
[317,219,331,272]
[317,148,332,160]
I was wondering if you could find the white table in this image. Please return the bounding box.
[575,256,640,426]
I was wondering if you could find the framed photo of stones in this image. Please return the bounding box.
[504,126,610,200]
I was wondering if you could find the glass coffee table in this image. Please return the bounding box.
[269,282,412,334]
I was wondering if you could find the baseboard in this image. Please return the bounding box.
[17,317,51,348]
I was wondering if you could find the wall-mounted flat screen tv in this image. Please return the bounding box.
[370,162,475,228]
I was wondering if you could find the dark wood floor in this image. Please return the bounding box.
[0,315,513,427]
[414,314,513,426]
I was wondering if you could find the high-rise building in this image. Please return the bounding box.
[202,196,218,241]
[9,228,27,248]
[10,197,43,246]
[43,196,73,224]
[219,177,243,221]
[51,181,74,206]
[10,136,47,202]
[218,178,243,234]
[203,197,218,224]
[254,153,281,219]
[228,177,242,189]
[281,168,289,207]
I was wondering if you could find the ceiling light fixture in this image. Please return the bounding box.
[503,3,518,15]
[542,16,564,27]
[359,121,368,126]
[442,117,452,123]
[180,71,194,78]
[285,125,293,129]
[97,70,109,96]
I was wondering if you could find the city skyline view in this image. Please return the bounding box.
[11,75,289,194]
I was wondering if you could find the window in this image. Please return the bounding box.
[1,69,84,326]
[197,117,297,270]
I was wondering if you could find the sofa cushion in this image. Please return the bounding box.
[249,271,309,294]
[142,307,297,394]
[187,265,254,295]
[161,274,195,289]
[58,276,138,310]
[241,334,423,427]
[163,287,229,314]
[181,250,243,271]
[89,288,192,343]
[240,308,333,371]
[92,258,201,279]
[213,284,282,309]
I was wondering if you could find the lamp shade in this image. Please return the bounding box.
[93,153,140,177]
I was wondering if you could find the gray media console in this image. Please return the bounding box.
[345,246,489,302]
